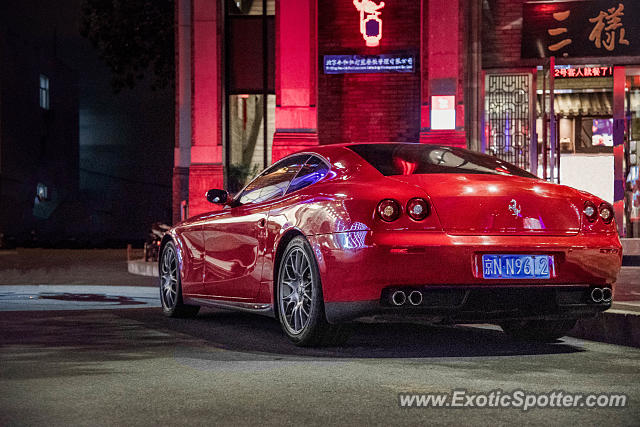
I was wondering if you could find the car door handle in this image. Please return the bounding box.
[257,218,266,228]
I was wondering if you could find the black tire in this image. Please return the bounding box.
[276,236,350,347]
[159,241,200,318]
[500,319,577,342]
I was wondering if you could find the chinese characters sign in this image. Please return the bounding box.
[353,0,385,47]
[589,4,629,51]
[522,1,639,58]
[323,54,415,74]
[553,65,613,78]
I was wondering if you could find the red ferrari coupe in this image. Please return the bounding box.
[159,143,622,346]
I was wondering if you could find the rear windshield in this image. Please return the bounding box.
[347,144,537,178]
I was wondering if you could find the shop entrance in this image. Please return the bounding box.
[536,65,615,203]
[225,0,276,193]
[534,64,640,237]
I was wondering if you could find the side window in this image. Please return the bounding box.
[287,155,330,194]
[237,154,309,205]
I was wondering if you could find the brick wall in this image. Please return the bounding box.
[317,0,421,144]
[482,0,526,68]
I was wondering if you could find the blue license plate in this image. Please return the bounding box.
[482,254,553,279]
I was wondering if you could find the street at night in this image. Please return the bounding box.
[3,0,640,425]
[1,250,640,425]
[1,306,640,426]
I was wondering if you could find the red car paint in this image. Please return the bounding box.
[165,143,622,324]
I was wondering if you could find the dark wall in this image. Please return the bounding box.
[0,25,79,244]
[482,0,525,68]
[317,0,421,145]
[78,74,174,243]
[0,0,174,246]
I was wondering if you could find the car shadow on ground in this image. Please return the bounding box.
[120,308,585,360]
[0,307,586,380]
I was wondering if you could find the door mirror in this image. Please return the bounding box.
[206,189,231,205]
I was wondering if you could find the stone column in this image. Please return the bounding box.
[189,0,224,216]
[272,0,319,161]
[613,66,625,235]
[173,0,192,223]
[420,0,466,147]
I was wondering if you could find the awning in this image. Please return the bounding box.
[537,92,612,116]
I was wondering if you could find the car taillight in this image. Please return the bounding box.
[599,203,614,224]
[583,201,598,222]
[406,198,430,221]
[377,199,402,222]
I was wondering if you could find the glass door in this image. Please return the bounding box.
[225,0,275,192]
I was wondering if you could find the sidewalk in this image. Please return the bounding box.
[621,238,640,266]
[2,247,640,347]
[570,266,640,347]
[0,248,155,287]
[612,267,640,308]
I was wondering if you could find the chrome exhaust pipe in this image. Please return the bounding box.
[601,287,612,303]
[408,290,423,306]
[590,287,604,303]
[391,290,406,306]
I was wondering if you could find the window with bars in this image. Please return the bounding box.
[39,74,50,110]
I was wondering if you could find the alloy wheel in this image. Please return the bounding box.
[160,245,178,309]
[279,247,314,334]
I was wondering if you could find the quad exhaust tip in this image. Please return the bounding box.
[590,287,612,303]
[391,290,406,306]
[591,287,604,303]
[408,290,423,306]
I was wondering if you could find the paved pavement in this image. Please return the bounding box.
[1,248,640,425]
[0,285,159,311]
[1,307,639,426]
[614,267,640,307]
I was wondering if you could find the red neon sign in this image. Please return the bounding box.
[553,66,613,78]
[353,0,385,47]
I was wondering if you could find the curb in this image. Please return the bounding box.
[570,309,640,348]
[127,259,158,277]
[622,238,640,266]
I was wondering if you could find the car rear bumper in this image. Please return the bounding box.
[324,285,611,324]
[309,230,622,307]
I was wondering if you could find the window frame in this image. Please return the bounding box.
[232,153,332,206]
[347,143,538,179]
[285,154,332,196]
[39,74,50,110]
[233,154,310,206]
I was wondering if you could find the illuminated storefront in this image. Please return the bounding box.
[483,0,640,237]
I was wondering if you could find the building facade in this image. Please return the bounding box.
[0,22,79,245]
[174,0,640,238]
[482,0,640,237]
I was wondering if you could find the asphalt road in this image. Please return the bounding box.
[1,306,639,426]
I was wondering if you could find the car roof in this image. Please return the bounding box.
[288,141,465,161]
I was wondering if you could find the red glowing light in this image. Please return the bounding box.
[536,4,560,13]
[353,0,385,47]
[554,66,613,78]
